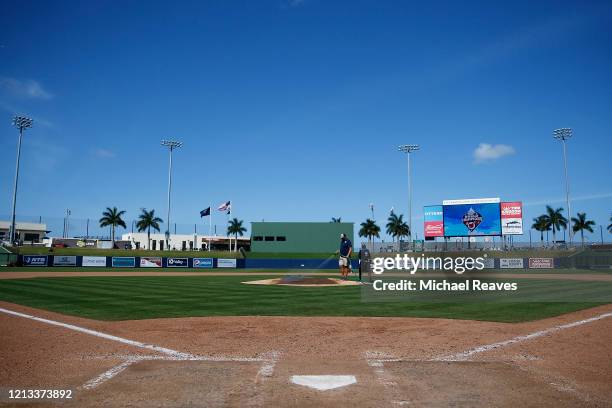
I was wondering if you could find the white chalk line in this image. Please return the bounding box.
[256,351,281,380]
[437,311,612,361]
[0,307,280,390]
[0,307,194,359]
[82,359,136,390]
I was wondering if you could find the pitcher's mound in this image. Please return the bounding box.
[243,275,361,287]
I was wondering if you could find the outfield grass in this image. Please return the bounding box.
[0,275,608,322]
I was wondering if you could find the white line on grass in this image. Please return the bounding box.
[438,311,612,361]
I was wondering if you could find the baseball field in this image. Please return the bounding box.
[0,266,611,407]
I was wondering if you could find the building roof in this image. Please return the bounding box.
[0,221,48,231]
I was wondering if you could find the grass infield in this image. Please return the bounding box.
[0,274,608,322]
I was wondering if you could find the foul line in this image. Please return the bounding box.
[0,306,280,390]
[0,307,194,359]
[438,311,612,361]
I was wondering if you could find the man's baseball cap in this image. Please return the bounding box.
[340,233,346,239]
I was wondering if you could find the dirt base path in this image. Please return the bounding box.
[0,300,611,407]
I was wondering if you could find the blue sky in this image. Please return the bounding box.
[1,0,611,242]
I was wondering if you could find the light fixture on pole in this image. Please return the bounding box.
[161,139,183,250]
[398,144,420,245]
[553,128,573,245]
[9,116,33,245]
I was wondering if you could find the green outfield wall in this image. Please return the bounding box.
[250,222,354,253]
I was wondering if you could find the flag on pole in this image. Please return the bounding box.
[200,207,211,217]
[218,201,231,214]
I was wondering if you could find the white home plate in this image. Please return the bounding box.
[290,375,357,391]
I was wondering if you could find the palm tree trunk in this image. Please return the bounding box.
[111,225,115,246]
[581,230,584,247]
[147,226,151,250]
[552,227,556,245]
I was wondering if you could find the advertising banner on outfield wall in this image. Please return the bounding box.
[501,202,523,235]
[140,257,162,268]
[193,258,213,268]
[529,258,554,269]
[82,256,107,267]
[53,256,77,266]
[423,205,444,238]
[23,255,47,266]
[167,257,188,268]
[112,257,135,267]
[500,258,524,269]
[218,258,237,268]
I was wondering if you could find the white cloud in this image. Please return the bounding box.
[473,143,515,163]
[94,148,116,159]
[0,77,53,100]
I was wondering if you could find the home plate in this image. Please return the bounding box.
[290,375,357,391]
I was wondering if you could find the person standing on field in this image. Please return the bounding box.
[338,233,353,279]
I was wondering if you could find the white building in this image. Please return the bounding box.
[0,221,48,244]
[121,232,250,251]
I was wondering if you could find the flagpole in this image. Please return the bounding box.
[227,200,231,252]
[208,202,212,251]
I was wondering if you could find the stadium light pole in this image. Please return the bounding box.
[161,139,183,250]
[398,144,420,245]
[553,128,573,245]
[9,116,33,245]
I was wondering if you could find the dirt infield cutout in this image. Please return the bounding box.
[243,275,362,286]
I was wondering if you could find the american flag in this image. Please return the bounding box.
[218,201,231,213]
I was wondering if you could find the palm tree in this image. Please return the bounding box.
[542,206,568,245]
[227,218,246,252]
[386,212,399,241]
[99,207,127,246]
[331,217,342,223]
[571,212,595,247]
[359,218,380,250]
[386,212,410,242]
[136,209,163,250]
[395,218,410,241]
[531,215,548,244]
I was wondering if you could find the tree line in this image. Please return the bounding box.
[98,207,246,250]
[345,207,612,247]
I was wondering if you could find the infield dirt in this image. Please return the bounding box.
[1,299,610,407]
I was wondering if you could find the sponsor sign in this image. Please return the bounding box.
[423,205,444,238]
[481,257,495,269]
[217,258,237,268]
[82,256,107,267]
[500,258,524,269]
[443,202,502,237]
[529,258,554,269]
[140,257,162,268]
[112,257,135,268]
[23,255,47,266]
[193,258,213,268]
[501,202,523,235]
[53,255,77,266]
[167,257,188,268]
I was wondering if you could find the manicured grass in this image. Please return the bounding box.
[0,275,607,322]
